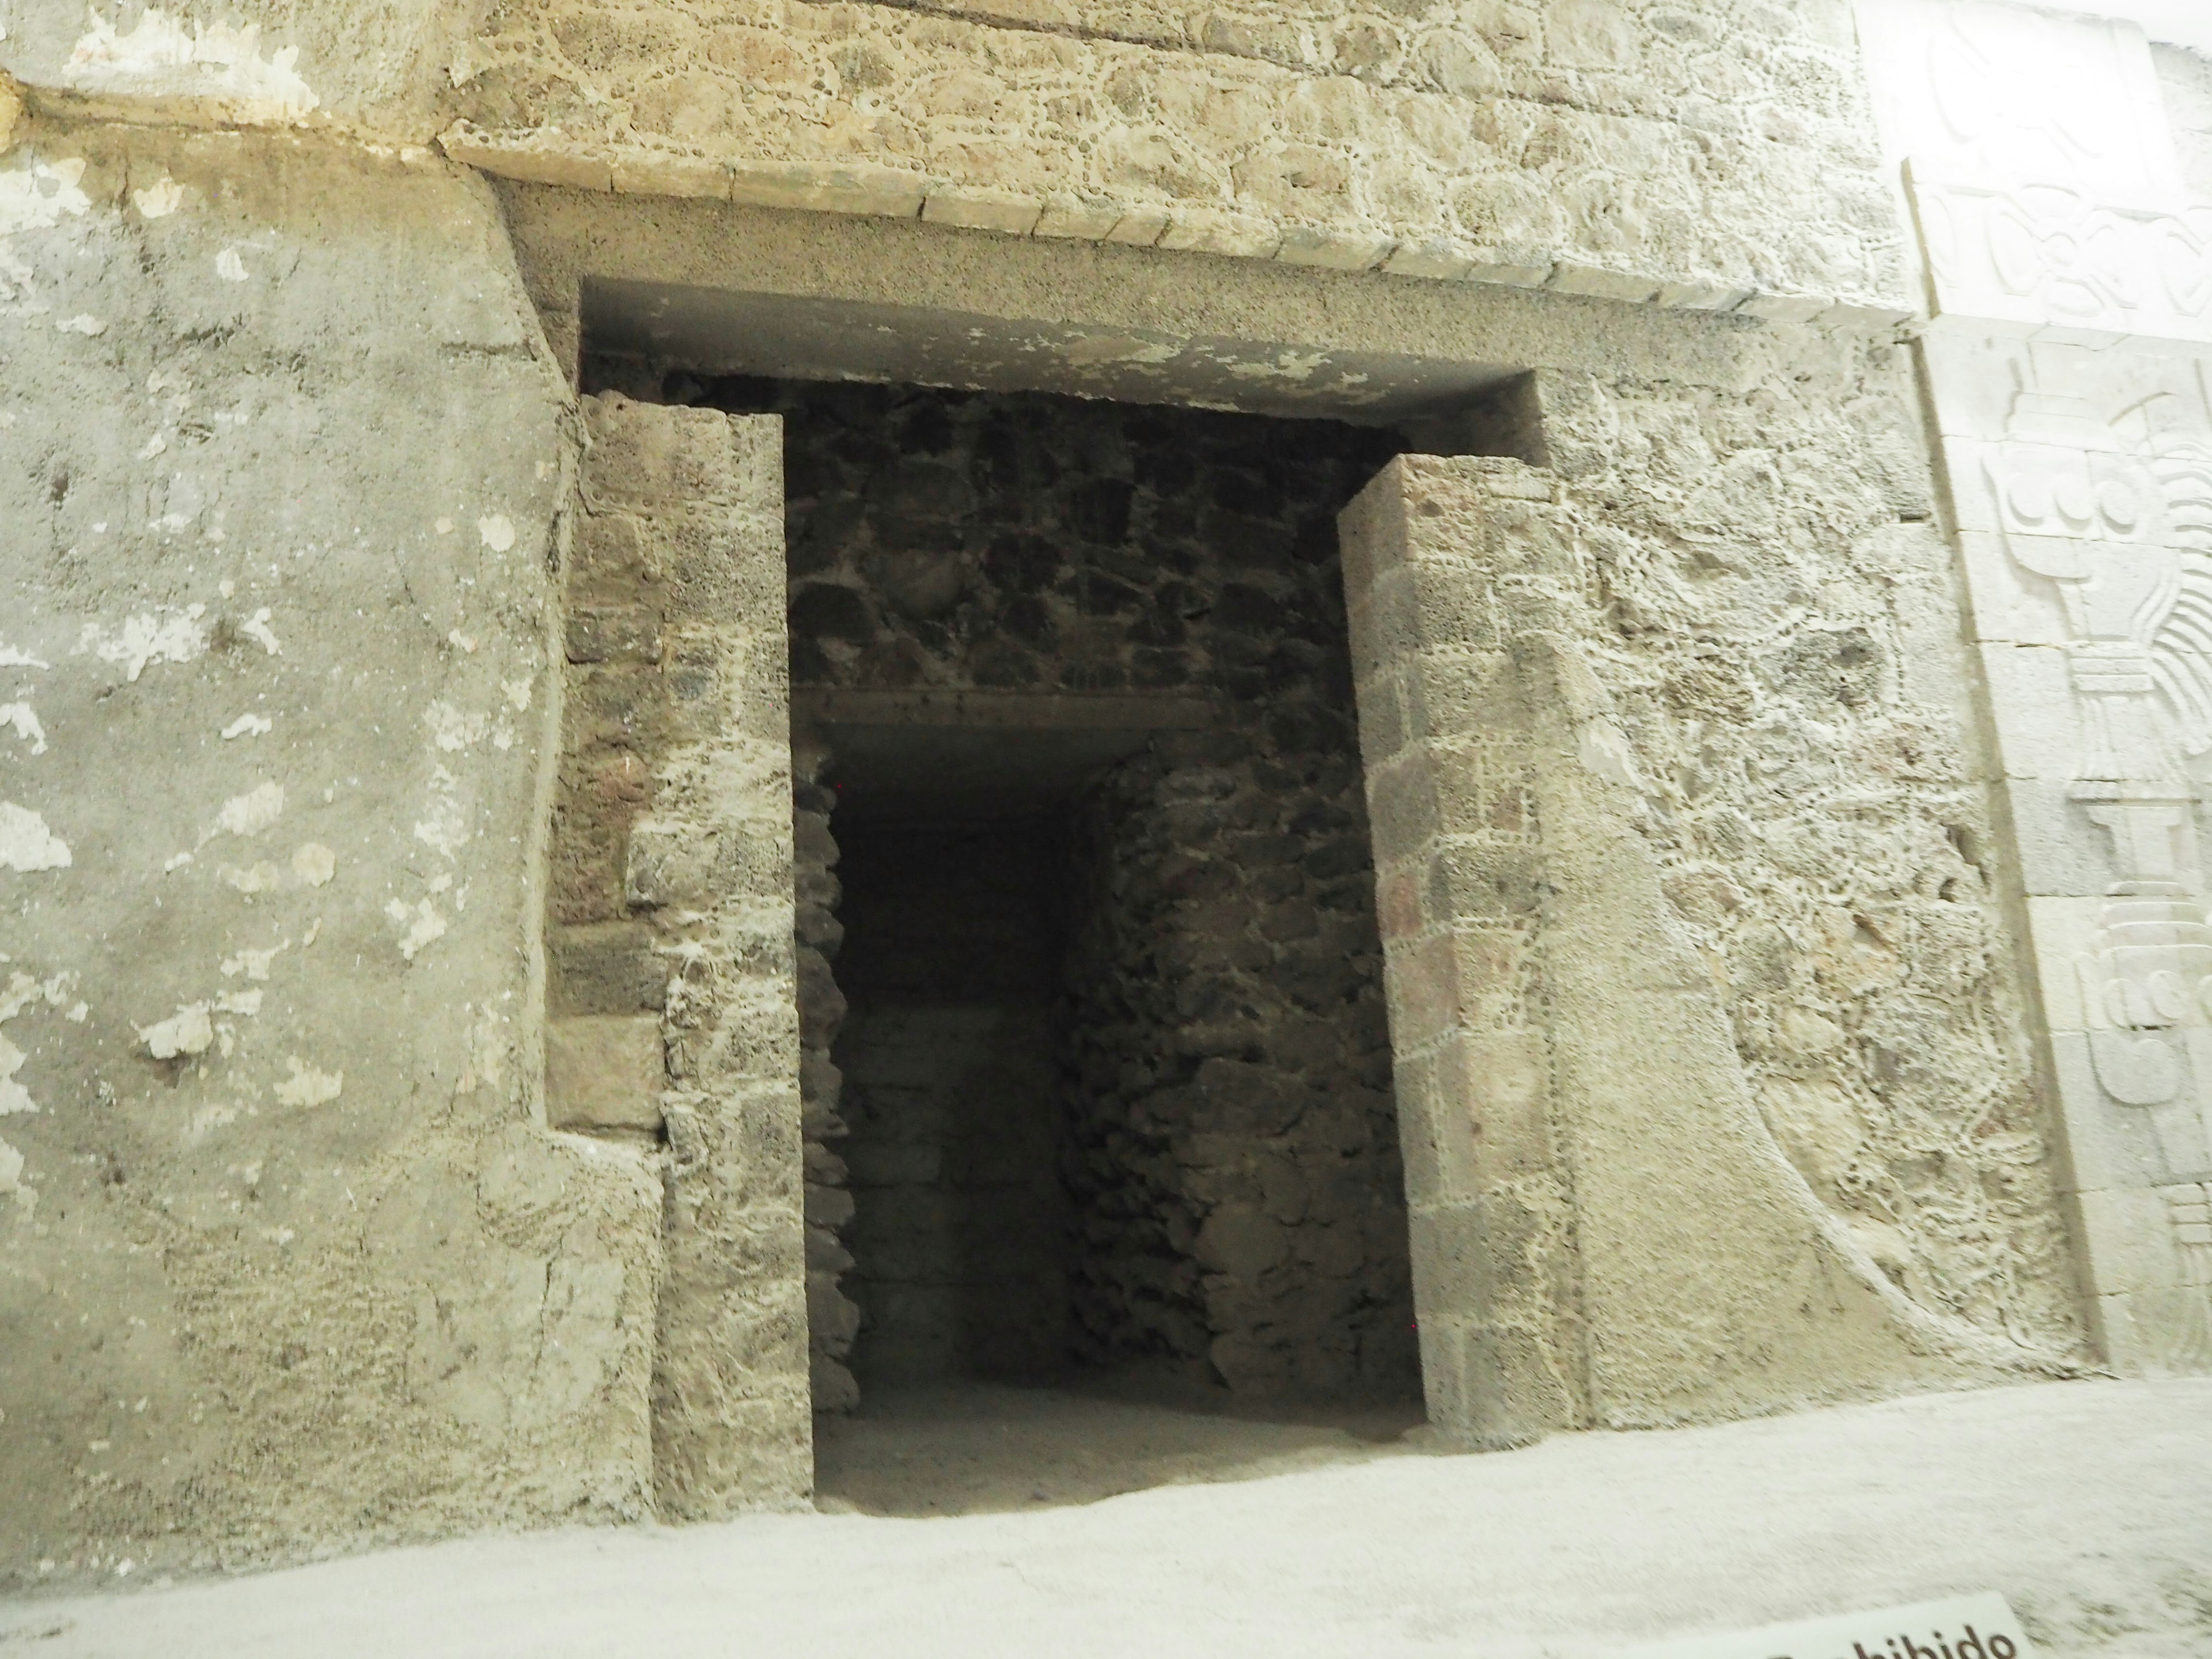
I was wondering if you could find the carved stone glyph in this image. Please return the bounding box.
[1859,0,2182,194]
[1981,374,2212,1177]
[1978,374,2212,1363]
[1911,175,2212,343]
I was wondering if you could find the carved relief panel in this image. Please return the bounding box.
[1940,349,2212,1366]
[1984,382,2212,1143]
[1910,177,2212,343]
[1857,0,2183,195]
[1858,0,2212,1368]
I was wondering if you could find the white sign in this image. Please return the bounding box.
[1624,1593,2037,1659]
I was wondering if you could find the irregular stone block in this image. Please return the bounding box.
[1547,263,1660,303]
[921,185,1044,236]
[1734,290,1833,325]
[728,159,927,219]
[565,604,664,665]
[1274,225,1393,271]
[1034,194,1127,240]
[550,922,671,1014]
[610,149,731,199]
[547,1016,666,1135]
[439,124,613,192]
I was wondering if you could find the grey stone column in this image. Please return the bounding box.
[1337,458,1584,1447]
[567,393,812,1514]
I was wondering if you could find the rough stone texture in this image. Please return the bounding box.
[0,1,1914,315]
[1528,349,2086,1358]
[645,372,1419,1395]
[561,393,812,1515]
[0,123,661,1585]
[674,374,1407,704]
[446,0,1905,317]
[1061,734,1417,1394]
[0,0,1920,326]
[791,736,860,1414]
[1342,453,2090,1441]
[834,823,1072,1384]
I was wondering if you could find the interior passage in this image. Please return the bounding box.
[835,821,1071,1385]
[585,356,1434,1494]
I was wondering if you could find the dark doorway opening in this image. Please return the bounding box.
[833,815,1074,1387]
[582,355,1439,1509]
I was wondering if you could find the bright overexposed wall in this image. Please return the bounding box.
[2050,1,2212,54]
[1856,0,2212,1372]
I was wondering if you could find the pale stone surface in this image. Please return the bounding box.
[0,122,660,1582]
[1340,454,2086,1442]
[1860,0,2212,1376]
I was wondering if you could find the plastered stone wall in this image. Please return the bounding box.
[0,0,2148,1567]
[1858,0,2212,1373]
[0,1,474,138]
[1342,453,2085,1442]
[0,123,661,1584]
[551,393,813,1513]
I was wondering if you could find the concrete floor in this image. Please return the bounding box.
[3,1378,2209,1658]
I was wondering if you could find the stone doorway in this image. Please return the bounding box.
[579,362,1427,1502]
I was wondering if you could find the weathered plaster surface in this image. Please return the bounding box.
[0,2,476,139]
[0,121,660,1585]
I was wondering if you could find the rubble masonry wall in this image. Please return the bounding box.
[662,373,1423,1395]
[833,821,1071,1384]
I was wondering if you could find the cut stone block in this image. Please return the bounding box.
[547,1016,666,1135]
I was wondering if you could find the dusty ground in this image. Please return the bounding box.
[3,1378,2208,1658]
[815,1376,1427,1514]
